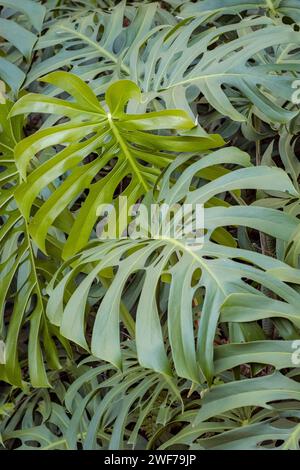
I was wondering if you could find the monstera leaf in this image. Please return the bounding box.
[45,147,300,384]
[9,72,224,259]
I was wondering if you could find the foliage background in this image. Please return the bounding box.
[1,0,300,450]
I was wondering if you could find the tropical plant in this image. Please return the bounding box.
[1,0,300,452]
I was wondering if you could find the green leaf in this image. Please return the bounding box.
[0,100,63,387]
[47,148,300,383]
[0,0,46,94]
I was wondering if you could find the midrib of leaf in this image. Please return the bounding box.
[59,25,130,75]
[108,115,149,192]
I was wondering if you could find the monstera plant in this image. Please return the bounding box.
[1,0,300,452]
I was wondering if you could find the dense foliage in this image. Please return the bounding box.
[1,0,300,450]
